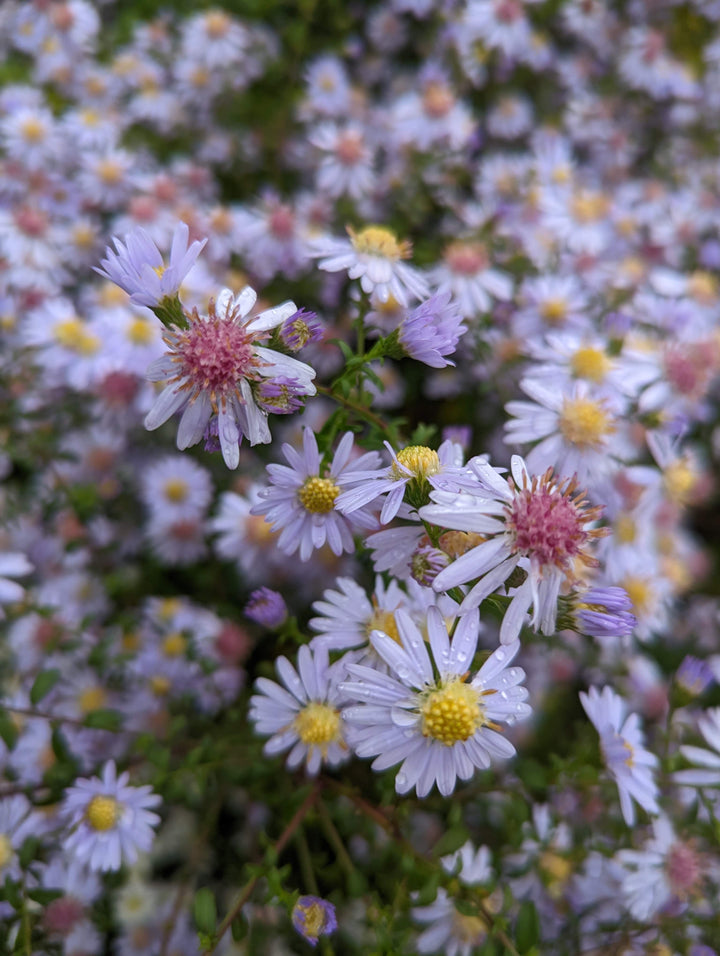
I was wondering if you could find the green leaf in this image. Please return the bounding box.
[515,900,539,953]
[231,914,248,941]
[0,710,19,750]
[82,709,122,731]
[30,669,61,705]
[27,888,64,905]
[432,826,468,859]
[18,836,39,868]
[193,887,217,936]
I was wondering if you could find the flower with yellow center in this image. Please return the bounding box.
[559,396,614,448]
[78,686,107,714]
[293,702,342,755]
[53,317,101,355]
[297,476,339,514]
[347,225,411,261]
[85,794,121,832]
[162,632,187,657]
[341,607,531,798]
[570,346,612,383]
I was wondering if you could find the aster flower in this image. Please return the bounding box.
[244,587,288,628]
[397,289,467,368]
[144,286,316,469]
[60,761,161,872]
[292,896,337,947]
[412,889,489,956]
[579,685,660,826]
[248,644,350,775]
[308,224,429,305]
[674,707,720,788]
[95,222,207,308]
[341,607,531,797]
[420,455,606,642]
[250,428,381,561]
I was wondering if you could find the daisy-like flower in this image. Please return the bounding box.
[309,574,409,654]
[248,644,350,775]
[291,896,338,948]
[250,428,381,561]
[341,606,531,797]
[674,707,720,788]
[420,455,606,642]
[336,440,463,525]
[308,225,429,305]
[579,685,660,826]
[144,286,316,469]
[95,222,206,308]
[60,761,161,872]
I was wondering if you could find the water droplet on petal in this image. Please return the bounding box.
[495,649,506,661]
[396,772,408,788]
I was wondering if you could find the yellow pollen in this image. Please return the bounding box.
[78,686,107,713]
[205,10,231,36]
[622,575,652,616]
[663,459,696,505]
[559,397,614,448]
[439,530,486,559]
[73,224,95,248]
[540,297,568,324]
[85,795,120,831]
[0,834,13,869]
[294,702,341,747]
[614,513,636,544]
[191,67,210,87]
[571,190,609,223]
[245,514,276,544]
[367,608,400,644]
[158,597,180,620]
[348,225,410,260]
[150,675,171,696]
[127,318,155,345]
[298,476,339,514]
[421,680,483,746]
[422,82,454,118]
[623,740,635,768]
[540,851,572,886]
[570,346,612,383]
[53,318,100,355]
[688,270,717,304]
[97,159,122,184]
[392,446,441,480]
[163,477,189,503]
[162,632,187,657]
[299,901,326,939]
[99,282,128,306]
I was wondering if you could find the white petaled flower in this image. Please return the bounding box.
[420,455,606,642]
[617,816,705,921]
[95,222,207,308]
[674,707,720,788]
[579,685,660,826]
[0,551,33,617]
[309,574,409,654]
[412,888,489,956]
[250,428,381,561]
[307,225,429,305]
[61,761,162,872]
[341,606,531,797]
[144,286,316,469]
[249,645,350,775]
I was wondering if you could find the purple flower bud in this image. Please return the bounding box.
[291,896,337,947]
[575,586,636,639]
[245,587,288,628]
[676,655,714,697]
[280,309,324,351]
[256,376,307,414]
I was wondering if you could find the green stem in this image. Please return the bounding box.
[316,798,356,879]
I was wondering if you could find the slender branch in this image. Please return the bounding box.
[203,782,320,954]
[315,798,356,879]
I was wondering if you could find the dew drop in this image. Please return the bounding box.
[396,772,408,788]
[495,648,506,661]
[505,714,517,726]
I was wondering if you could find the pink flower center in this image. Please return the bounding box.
[43,896,85,936]
[667,841,702,898]
[15,206,48,237]
[269,204,295,239]
[172,312,257,402]
[335,130,364,165]
[506,478,593,568]
[444,241,488,275]
[496,0,522,23]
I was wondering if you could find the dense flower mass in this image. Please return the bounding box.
[1,0,720,952]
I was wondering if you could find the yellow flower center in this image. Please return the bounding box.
[452,911,487,945]
[688,270,717,304]
[298,900,327,939]
[439,530,487,559]
[53,318,101,355]
[392,446,441,480]
[540,851,572,886]
[294,702,341,747]
[0,834,13,869]
[348,225,411,261]
[163,478,189,503]
[621,575,652,616]
[21,117,46,142]
[559,397,614,448]
[78,686,107,713]
[570,346,612,383]
[421,680,483,746]
[540,297,568,325]
[127,318,155,345]
[614,513,636,544]
[97,159,122,184]
[204,9,231,36]
[571,190,609,223]
[158,598,180,620]
[366,608,400,644]
[85,795,120,831]
[298,476,339,514]
[663,459,696,505]
[162,632,187,657]
[150,675,171,696]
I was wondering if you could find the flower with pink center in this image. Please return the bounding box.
[419,455,607,642]
[427,241,513,318]
[144,286,316,469]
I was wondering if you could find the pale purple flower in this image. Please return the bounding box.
[398,289,467,368]
[573,585,636,640]
[341,606,531,797]
[579,685,660,826]
[292,895,337,947]
[0,551,33,617]
[245,587,288,628]
[250,428,380,561]
[61,761,161,872]
[144,286,316,469]
[95,222,206,308]
[675,707,720,788]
